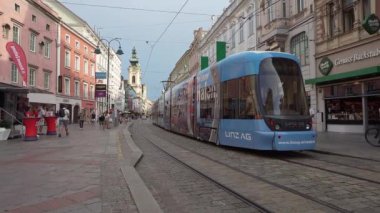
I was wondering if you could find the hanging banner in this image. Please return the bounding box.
[6,42,28,86]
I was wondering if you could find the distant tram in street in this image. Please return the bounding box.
[152,51,316,151]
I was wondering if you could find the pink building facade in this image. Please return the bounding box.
[0,0,59,122]
[57,24,96,123]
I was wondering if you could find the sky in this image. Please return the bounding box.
[59,0,231,101]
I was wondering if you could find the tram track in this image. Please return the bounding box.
[132,124,352,212]
[309,150,380,163]
[139,134,272,213]
[151,136,350,212]
[276,157,380,185]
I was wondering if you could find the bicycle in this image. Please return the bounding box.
[365,127,380,147]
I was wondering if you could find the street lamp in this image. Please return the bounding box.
[94,38,124,111]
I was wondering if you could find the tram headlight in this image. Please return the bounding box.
[306,123,311,130]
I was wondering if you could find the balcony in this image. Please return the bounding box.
[258,18,289,48]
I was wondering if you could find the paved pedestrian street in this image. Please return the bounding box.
[0,123,137,213]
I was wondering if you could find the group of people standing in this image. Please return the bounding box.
[23,105,124,137]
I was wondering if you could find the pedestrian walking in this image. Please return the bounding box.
[99,112,105,130]
[37,105,46,135]
[58,107,70,137]
[79,109,85,129]
[91,111,96,126]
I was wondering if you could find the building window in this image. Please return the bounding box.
[65,34,70,43]
[44,72,50,89]
[29,32,37,52]
[290,32,309,66]
[29,67,36,86]
[32,15,36,22]
[46,24,50,31]
[2,24,10,39]
[90,85,94,99]
[282,1,286,17]
[343,0,354,33]
[15,4,20,12]
[297,0,304,13]
[74,81,80,97]
[84,46,88,54]
[83,83,88,99]
[248,11,254,36]
[44,39,51,58]
[362,0,371,19]
[239,21,244,43]
[84,60,88,75]
[132,75,136,84]
[91,63,95,76]
[65,78,70,95]
[13,25,20,44]
[75,55,80,71]
[11,64,18,83]
[327,2,335,37]
[65,50,70,67]
[268,0,275,22]
[231,25,235,49]
[75,41,80,49]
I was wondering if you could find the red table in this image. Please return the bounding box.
[23,117,40,141]
[44,116,57,135]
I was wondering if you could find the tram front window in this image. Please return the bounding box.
[259,58,308,117]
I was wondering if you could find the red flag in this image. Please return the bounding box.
[6,42,28,86]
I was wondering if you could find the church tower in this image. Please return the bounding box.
[128,47,142,97]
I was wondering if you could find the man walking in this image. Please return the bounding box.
[58,107,70,137]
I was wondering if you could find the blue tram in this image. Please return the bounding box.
[152,51,316,151]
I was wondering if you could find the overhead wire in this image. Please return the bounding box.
[142,0,189,79]
[59,1,212,16]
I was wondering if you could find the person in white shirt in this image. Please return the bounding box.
[58,107,70,137]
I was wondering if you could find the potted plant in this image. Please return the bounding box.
[0,120,11,141]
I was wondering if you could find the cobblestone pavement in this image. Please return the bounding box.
[0,123,137,213]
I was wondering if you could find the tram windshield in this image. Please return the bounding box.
[258,58,308,116]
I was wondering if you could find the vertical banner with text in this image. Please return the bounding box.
[6,42,28,86]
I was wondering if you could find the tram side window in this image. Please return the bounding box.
[239,76,257,119]
[222,76,257,119]
[222,79,239,119]
[199,86,215,121]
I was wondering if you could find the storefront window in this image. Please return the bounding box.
[326,98,363,124]
[323,83,362,98]
[366,79,380,94]
[368,96,380,125]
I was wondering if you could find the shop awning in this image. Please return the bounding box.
[0,83,29,93]
[305,66,380,85]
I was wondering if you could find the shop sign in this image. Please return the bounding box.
[319,57,333,76]
[62,98,69,103]
[95,90,106,97]
[96,79,105,84]
[95,72,107,79]
[362,14,380,35]
[334,48,380,66]
[95,84,106,90]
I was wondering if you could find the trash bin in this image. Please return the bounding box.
[44,116,57,135]
[23,117,39,141]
